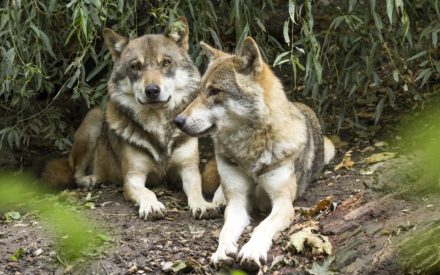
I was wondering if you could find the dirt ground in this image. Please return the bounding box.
[1,134,439,274]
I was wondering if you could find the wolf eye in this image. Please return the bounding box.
[208,88,222,96]
[130,62,142,71]
[162,59,171,67]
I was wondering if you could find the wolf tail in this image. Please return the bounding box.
[323,137,335,165]
[40,158,75,189]
[201,158,220,197]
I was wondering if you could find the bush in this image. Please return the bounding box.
[0,0,438,155]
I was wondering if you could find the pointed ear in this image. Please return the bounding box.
[200,41,224,62]
[234,37,263,74]
[103,28,128,61]
[166,16,190,51]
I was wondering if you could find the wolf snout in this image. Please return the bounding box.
[173,115,186,128]
[145,84,161,99]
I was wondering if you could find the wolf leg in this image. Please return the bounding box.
[70,107,103,188]
[124,173,166,220]
[172,138,219,219]
[238,165,296,270]
[212,185,226,208]
[180,164,219,219]
[76,142,106,189]
[211,158,252,267]
[122,146,165,220]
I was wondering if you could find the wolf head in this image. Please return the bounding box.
[103,17,199,110]
[175,37,279,137]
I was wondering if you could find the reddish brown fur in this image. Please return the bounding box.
[40,158,75,189]
[201,158,220,196]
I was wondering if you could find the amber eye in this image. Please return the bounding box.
[162,59,171,67]
[208,88,222,96]
[130,62,142,71]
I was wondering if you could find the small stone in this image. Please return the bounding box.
[33,248,43,256]
[128,265,137,274]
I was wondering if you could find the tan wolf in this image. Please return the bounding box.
[42,17,219,220]
[174,37,335,270]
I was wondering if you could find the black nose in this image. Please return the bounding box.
[145,84,161,98]
[173,116,186,128]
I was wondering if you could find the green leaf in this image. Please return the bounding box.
[118,0,124,13]
[80,8,88,39]
[255,18,266,33]
[208,28,222,49]
[395,0,403,11]
[30,24,55,58]
[288,0,296,23]
[374,97,386,124]
[273,51,290,66]
[0,48,16,79]
[419,68,433,87]
[329,16,345,30]
[370,0,383,31]
[236,23,249,51]
[9,248,24,261]
[283,20,290,46]
[89,0,101,9]
[386,0,394,23]
[86,61,108,82]
[407,51,427,61]
[4,211,21,222]
[349,0,357,12]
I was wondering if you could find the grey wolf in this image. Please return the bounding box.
[174,37,335,269]
[42,17,219,220]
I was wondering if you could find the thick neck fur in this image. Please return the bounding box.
[214,63,306,175]
[104,75,197,162]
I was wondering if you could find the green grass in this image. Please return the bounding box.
[0,172,110,261]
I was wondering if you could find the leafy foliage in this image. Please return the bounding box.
[277,0,439,130]
[0,0,438,155]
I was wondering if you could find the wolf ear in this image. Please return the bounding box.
[166,16,189,51]
[234,37,263,74]
[103,28,128,61]
[200,42,224,62]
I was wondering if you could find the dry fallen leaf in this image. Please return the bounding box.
[188,224,205,238]
[335,150,355,170]
[363,152,397,164]
[307,197,333,217]
[161,260,191,273]
[287,226,332,255]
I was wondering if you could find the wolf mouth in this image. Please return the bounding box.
[192,123,217,137]
[143,96,171,106]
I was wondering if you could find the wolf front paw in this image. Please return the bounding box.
[76,175,100,190]
[189,200,220,219]
[238,240,268,271]
[138,199,166,220]
[210,243,238,268]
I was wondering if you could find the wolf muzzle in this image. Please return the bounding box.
[145,84,161,99]
[173,115,186,128]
